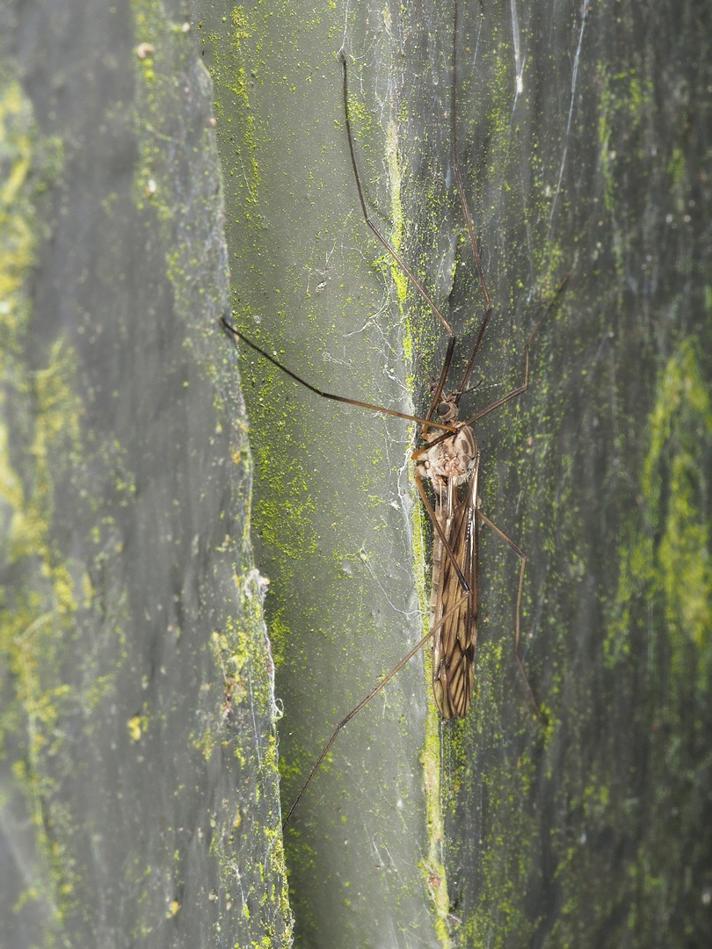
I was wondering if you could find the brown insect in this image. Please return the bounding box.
[222,2,566,824]
[413,329,546,720]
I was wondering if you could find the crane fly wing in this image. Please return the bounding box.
[431,455,479,718]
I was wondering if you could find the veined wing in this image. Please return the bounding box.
[431,455,479,718]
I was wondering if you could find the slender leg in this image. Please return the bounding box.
[477,509,541,718]
[410,437,438,463]
[464,320,540,424]
[421,336,456,438]
[463,274,569,425]
[454,305,493,404]
[282,590,470,827]
[451,1,491,313]
[221,319,457,434]
[419,276,570,454]
[451,0,494,397]
[414,466,469,593]
[340,53,454,338]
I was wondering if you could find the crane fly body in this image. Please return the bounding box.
[221,0,568,825]
[418,394,480,718]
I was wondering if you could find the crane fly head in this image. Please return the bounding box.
[434,392,460,425]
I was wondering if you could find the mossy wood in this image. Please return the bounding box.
[0,1,290,946]
[202,0,711,946]
[1,1,710,948]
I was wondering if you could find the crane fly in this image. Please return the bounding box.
[221,0,567,825]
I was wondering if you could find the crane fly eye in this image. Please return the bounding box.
[437,402,449,416]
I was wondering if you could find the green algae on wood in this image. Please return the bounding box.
[608,336,712,682]
[198,0,450,944]
[1,2,291,945]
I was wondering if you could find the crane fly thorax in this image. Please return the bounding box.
[420,423,477,497]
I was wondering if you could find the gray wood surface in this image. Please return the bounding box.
[0,2,290,946]
[1,1,710,947]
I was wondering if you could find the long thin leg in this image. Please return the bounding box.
[414,466,469,593]
[463,274,569,425]
[477,509,541,717]
[421,336,456,438]
[454,305,493,404]
[451,0,493,397]
[339,51,454,338]
[451,1,491,313]
[421,275,570,454]
[464,319,541,425]
[222,319,457,434]
[282,591,469,827]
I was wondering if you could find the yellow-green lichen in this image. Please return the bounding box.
[387,93,452,943]
[597,64,617,214]
[606,338,711,681]
[226,6,261,203]
[384,119,409,303]
[0,76,86,931]
[596,64,654,217]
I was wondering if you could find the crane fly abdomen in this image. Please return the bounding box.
[420,424,480,719]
